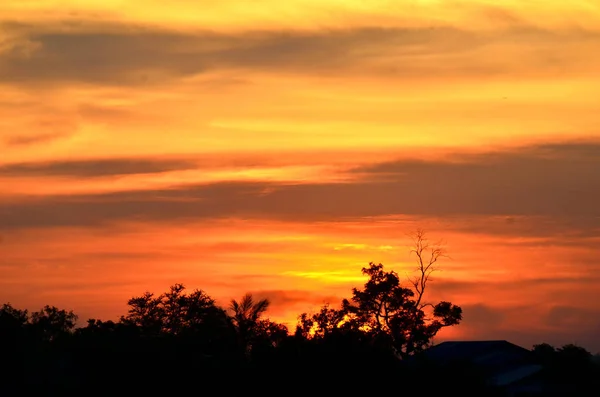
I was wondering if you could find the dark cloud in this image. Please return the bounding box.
[537,306,600,352]
[440,303,600,353]
[430,276,600,298]
[347,141,600,217]
[1,21,598,85]
[437,215,600,243]
[1,141,600,231]
[0,181,270,229]
[0,24,458,84]
[461,303,506,329]
[544,305,600,329]
[0,158,199,177]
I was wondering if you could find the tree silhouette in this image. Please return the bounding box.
[247,319,289,364]
[14,231,600,393]
[161,283,229,336]
[0,303,31,392]
[341,262,461,357]
[121,291,164,335]
[532,342,598,395]
[0,303,29,339]
[2,273,600,394]
[299,231,462,358]
[408,229,445,310]
[29,305,78,342]
[229,293,270,355]
[533,342,557,365]
[557,343,593,364]
[120,283,232,345]
[296,304,346,339]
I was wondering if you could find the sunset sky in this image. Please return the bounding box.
[1,0,600,351]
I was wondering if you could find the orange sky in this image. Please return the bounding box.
[1,0,600,351]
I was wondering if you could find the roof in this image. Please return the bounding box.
[420,340,535,371]
[490,364,544,387]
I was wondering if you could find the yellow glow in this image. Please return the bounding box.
[2,1,599,31]
[0,165,348,197]
[282,271,366,284]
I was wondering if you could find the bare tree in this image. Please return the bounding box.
[408,229,447,311]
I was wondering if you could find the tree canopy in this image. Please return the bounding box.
[297,230,462,358]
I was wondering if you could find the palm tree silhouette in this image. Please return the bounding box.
[229,293,270,356]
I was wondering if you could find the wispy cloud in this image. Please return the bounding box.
[0,158,199,177]
[3,141,600,229]
[2,22,599,86]
[4,131,68,146]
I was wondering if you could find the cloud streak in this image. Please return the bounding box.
[2,22,599,85]
[0,158,199,177]
[4,131,68,147]
[2,141,600,230]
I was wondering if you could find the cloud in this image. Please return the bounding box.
[250,289,341,321]
[431,276,600,298]
[347,141,600,217]
[461,303,507,329]
[435,215,600,243]
[441,303,600,352]
[4,132,67,146]
[1,21,599,85]
[2,141,600,230]
[0,158,199,177]
[544,305,600,329]
[253,289,337,307]
[535,306,600,352]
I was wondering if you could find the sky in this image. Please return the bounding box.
[1,0,600,352]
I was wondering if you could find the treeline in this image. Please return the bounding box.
[1,233,598,396]
[2,263,598,396]
[0,255,469,395]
